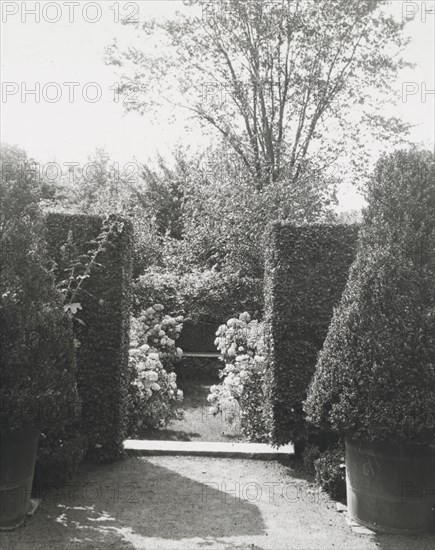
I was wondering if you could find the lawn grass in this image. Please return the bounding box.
[140,378,245,443]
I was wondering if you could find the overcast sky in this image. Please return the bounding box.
[1,1,434,210]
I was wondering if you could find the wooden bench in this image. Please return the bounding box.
[182,351,222,358]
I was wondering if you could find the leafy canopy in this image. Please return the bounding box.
[107,0,410,189]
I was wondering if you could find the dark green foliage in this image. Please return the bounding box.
[238,365,270,443]
[133,268,181,316]
[0,303,79,433]
[305,149,435,445]
[45,213,133,462]
[33,427,87,486]
[263,223,359,447]
[302,444,322,476]
[314,448,346,501]
[0,145,79,434]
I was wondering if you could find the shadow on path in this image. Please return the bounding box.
[0,457,266,549]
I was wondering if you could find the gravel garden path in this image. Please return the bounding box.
[1,455,433,550]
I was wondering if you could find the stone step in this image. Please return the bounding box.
[124,439,294,459]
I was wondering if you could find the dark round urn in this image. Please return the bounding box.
[345,437,435,534]
[0,427,40,531]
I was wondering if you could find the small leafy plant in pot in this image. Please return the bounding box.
[0,145,79,530]
[304,149,435,534]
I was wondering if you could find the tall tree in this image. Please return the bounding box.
[106,0,410,191]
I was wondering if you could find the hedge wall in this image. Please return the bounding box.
[133,268,263,331]
[45,213,133,462]
[264,223,359,447]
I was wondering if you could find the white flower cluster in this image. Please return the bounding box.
[129,344,184,402]
[128,304,185,432]
[130,305,183,366]
[208,312,266,422]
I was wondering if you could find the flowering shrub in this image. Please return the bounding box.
[207,312,269,442]
[130,305,183,370]
[127,344,184,434]
[127,304,184,435]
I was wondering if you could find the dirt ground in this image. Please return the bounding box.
[1,455,433,550]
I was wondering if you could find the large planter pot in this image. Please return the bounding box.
[345,437,435,534]
[0,427,40,531]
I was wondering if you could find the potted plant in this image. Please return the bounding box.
[0,145,79,530]
[304,149,435,534]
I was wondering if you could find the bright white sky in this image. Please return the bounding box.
[1,0,434,211]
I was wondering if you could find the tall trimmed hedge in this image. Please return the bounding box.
[264,223,359,447]
[45,213,133,462]
[305,149,435,445]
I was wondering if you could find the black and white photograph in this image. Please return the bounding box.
[0,1,434,548]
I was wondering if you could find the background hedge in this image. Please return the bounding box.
[263,223,359,447]
[134,267,263,352]
[45,213,133,462]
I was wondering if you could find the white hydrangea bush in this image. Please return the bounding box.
[127,304,184,434]
[207,312,269,442]
[131,304,184,369]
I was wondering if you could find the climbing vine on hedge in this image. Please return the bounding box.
[45,213,133,462]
